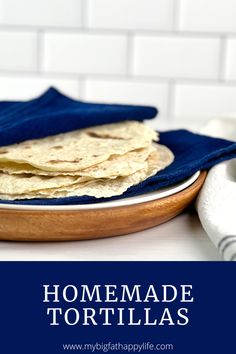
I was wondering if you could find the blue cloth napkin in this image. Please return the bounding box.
[0,88,236,205]
[0,87,157,147]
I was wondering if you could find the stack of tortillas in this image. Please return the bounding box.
[0,121,174,200]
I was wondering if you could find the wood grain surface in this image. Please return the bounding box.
[0,171,207,242]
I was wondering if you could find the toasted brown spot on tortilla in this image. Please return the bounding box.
[48,158,82,163]
[87,132,125,140]
[48,160,64,163]
[51,145,63,150]
[0,150,8,154]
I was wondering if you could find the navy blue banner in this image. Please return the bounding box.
[0,262,235,354]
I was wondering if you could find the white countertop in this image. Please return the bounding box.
[0,211,220,261]
[0,120,221,261]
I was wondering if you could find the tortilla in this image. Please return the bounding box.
[0,145,155,178]
[0,173,92,195]
[0,144,174,200]
[0,121,158,172]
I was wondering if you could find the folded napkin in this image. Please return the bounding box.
[196,118,236,261]
[0,89,236,206]
[0,87,157,147]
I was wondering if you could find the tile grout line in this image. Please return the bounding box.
[172,0,180,31]
[80,0,88,29]
[0,23,236,38]
[36,29,44,73]
[125,33,134,77]
[218,36,227,81]
[77,3,88,100]
[166,80,175,121]
[78,77,85,99]
[2,69,236,86]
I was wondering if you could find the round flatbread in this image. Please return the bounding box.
[0,121,158,172]
[0,144,174,200]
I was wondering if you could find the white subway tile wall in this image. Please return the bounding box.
[174,84,236,119]
[84,79,169,118]
[0,31,37,71]
[133,35,220,79]
[87,0,174,31]
[0,76,80,99]
[225,38,236,80]
[178,0,236,33]
[43,33,127,75]
[0,0,235,123]
[0,0,82,28]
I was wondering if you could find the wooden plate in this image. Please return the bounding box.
[0,171,206,242]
